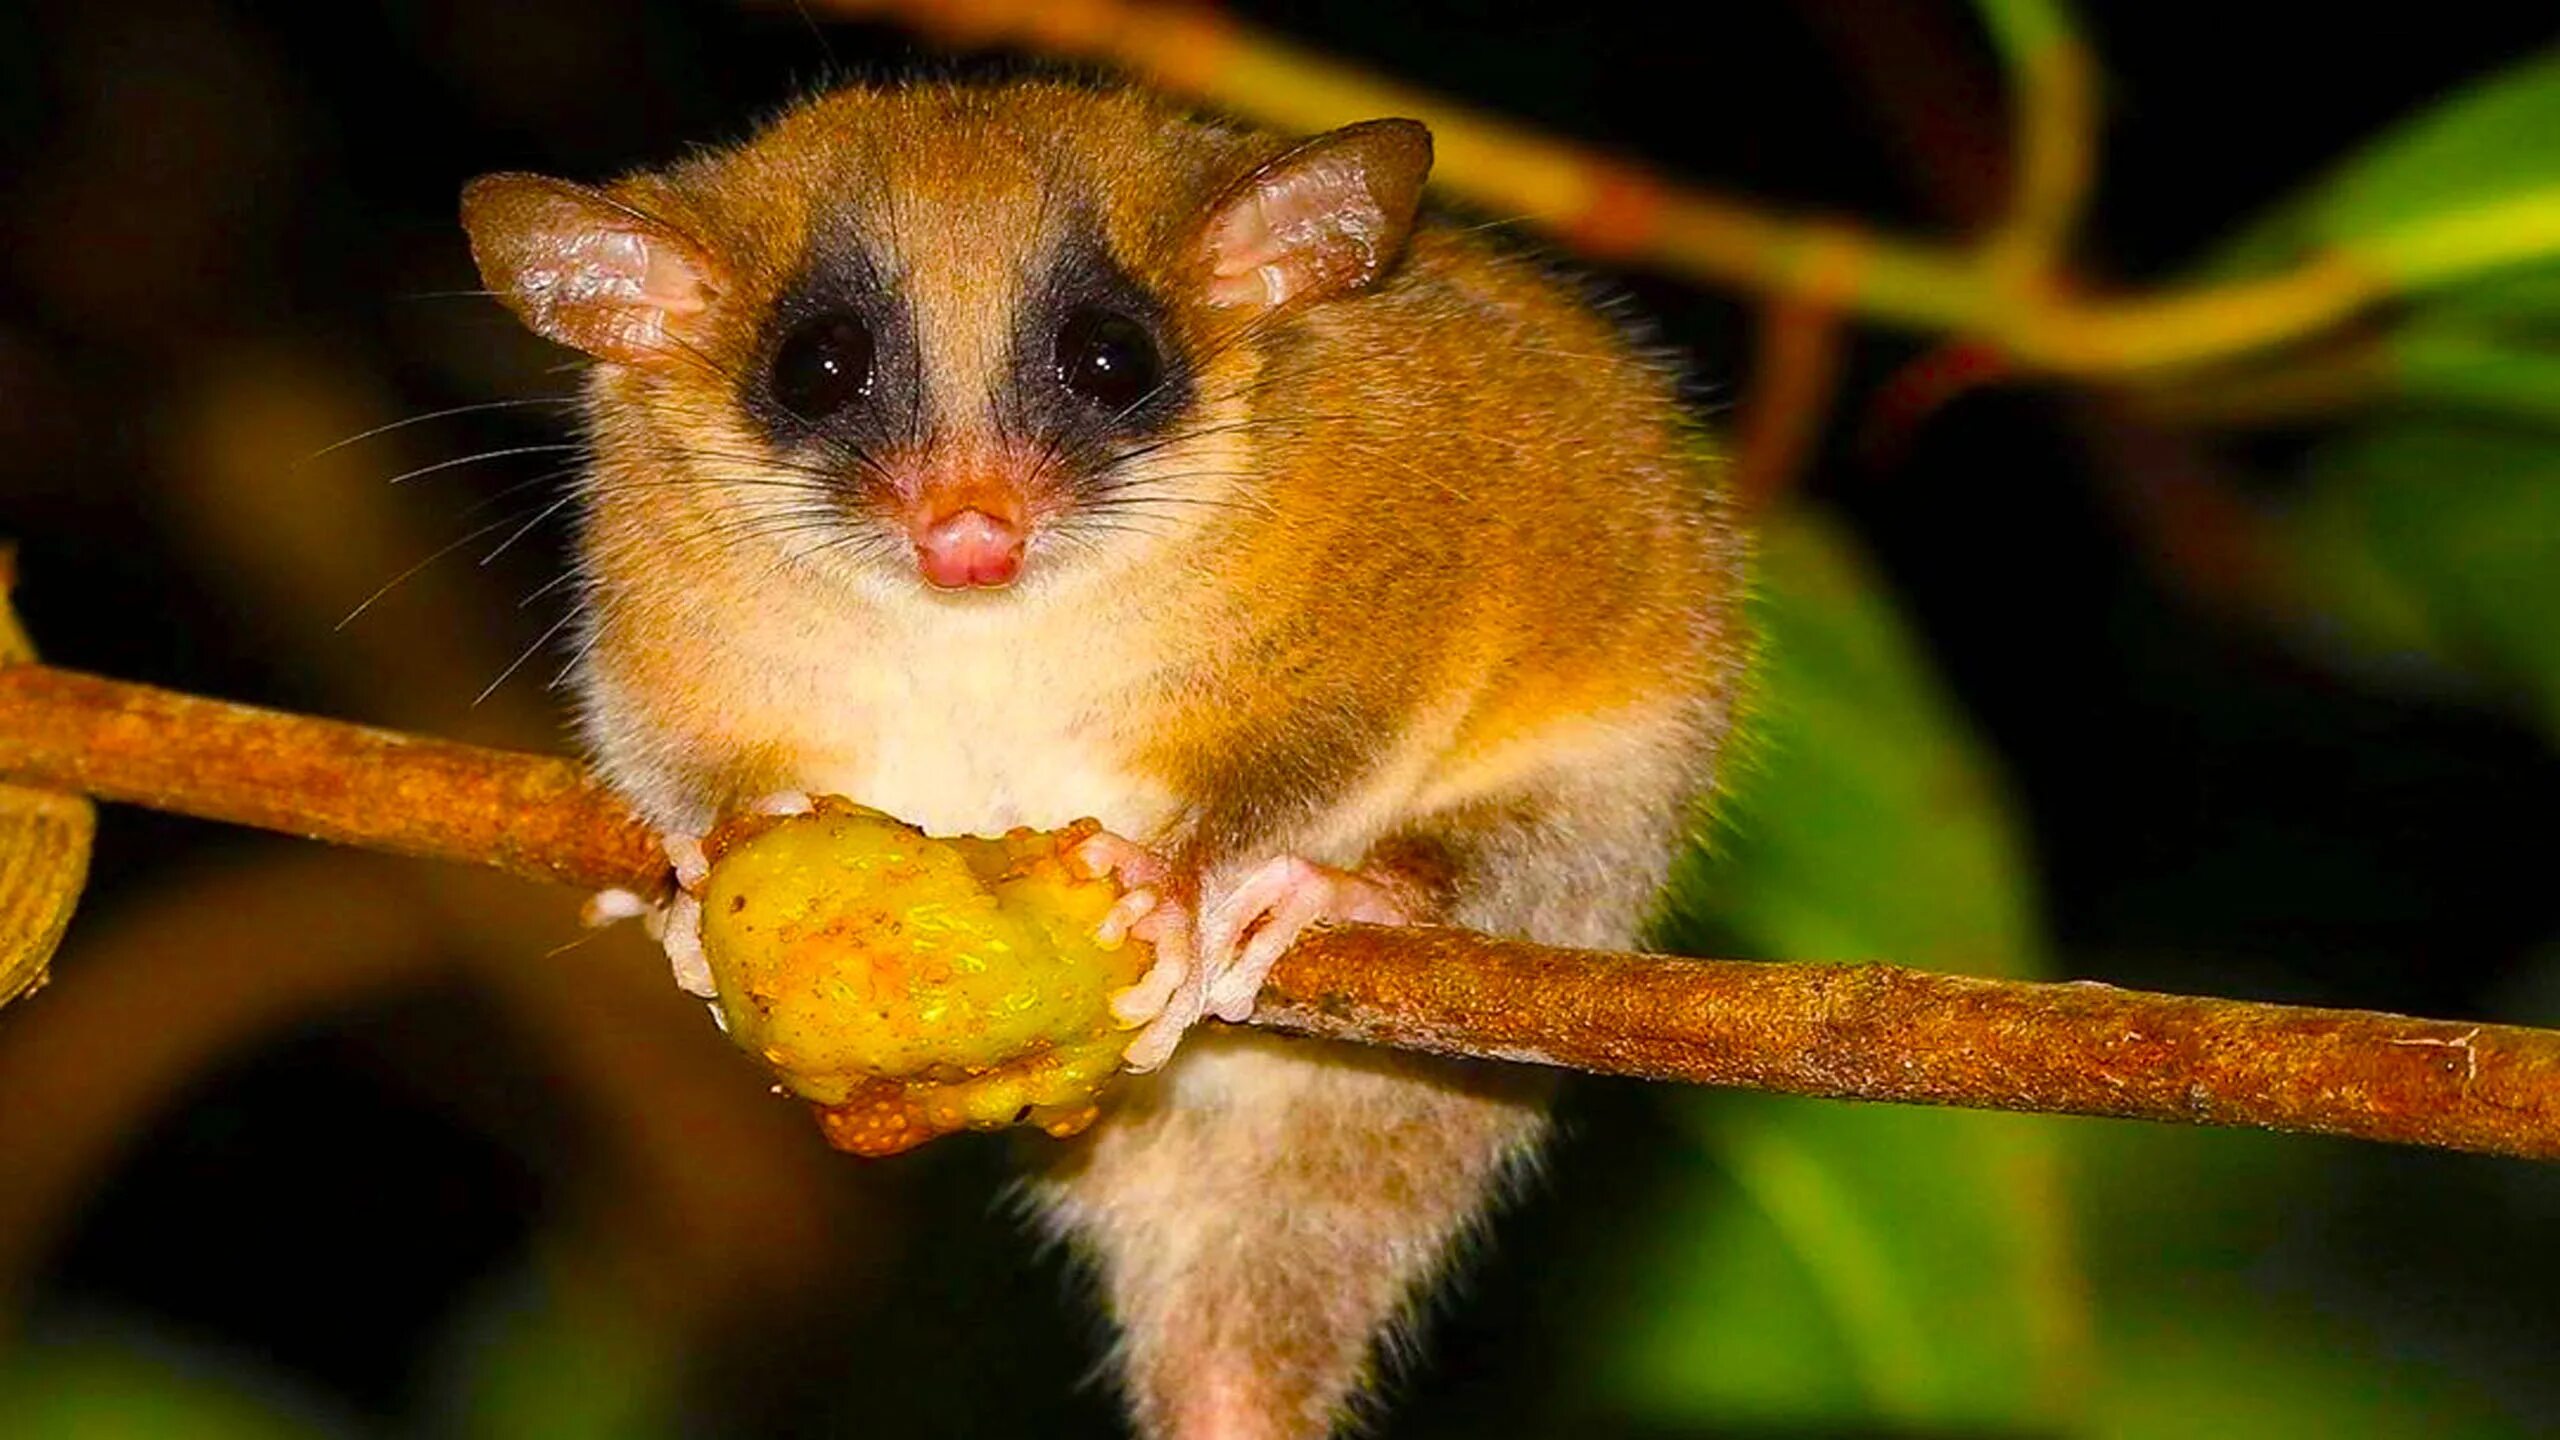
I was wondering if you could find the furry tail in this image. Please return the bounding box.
[1033,1031,1548,1440]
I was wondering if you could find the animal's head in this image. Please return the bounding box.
[462,82,1430,598]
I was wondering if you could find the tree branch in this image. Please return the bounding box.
[813,0,2560,380]
[1260,930,2557,1158]
[0,665,659,895]
[1,661,2553,1161]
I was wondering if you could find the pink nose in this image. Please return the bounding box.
[914,508,1025,590]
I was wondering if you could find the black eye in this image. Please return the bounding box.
[770,311,874,421]
[1054,308,1162,415]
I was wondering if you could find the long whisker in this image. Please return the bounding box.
[478,493,579,568]
[476,606,584,707]
[337,503,559,630]
[548,616,604,692]
[381,443,580,487]
[438,464,586,523]
[520,565,585,609]
[297,397,576,467]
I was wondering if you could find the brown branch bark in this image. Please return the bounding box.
[1260,930,2558,1158]
[0,665,662,895]
[2,662,2555,1161]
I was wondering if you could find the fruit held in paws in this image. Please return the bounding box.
[695,799,1150,1155]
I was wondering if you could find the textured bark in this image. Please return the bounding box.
[1257,929,2560,1159]
[2,661,2555,1161]
[0,665,661,896]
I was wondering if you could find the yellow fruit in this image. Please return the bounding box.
[695,799,1150,1156]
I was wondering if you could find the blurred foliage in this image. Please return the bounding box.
[1627,513,2078,1431]
[0,3,2555,1439]
[1621,507,2541,1436]
[1579,37,2560,1438]
[2302,52,2560,237]
[429,1264,678,1440]
[2185,46,2560,723]
[2237,50,2560,743]
[0,1332,339,1439]
[2286,421,2560,736]
[2227,46,2560,292]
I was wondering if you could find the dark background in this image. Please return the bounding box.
[1,2,2554,1435]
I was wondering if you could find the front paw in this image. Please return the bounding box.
[1110,902,1207,1074]
[650,792,815,1003]
[1194,856,1415,1022]
[1078,843,1420,1073]
[1066,830,1202,1073]
[656,831,718,1001]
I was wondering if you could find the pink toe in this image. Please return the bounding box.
[1096,887,1159,948]
[1111,969,1181,1027]
[1069,829,1166,888]
[664,833,710,890]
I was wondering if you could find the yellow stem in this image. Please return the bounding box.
[815,0,2549,383]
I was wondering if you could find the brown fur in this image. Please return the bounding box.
[466,79,1747,1438]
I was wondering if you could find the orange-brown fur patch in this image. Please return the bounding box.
[494,79,1747,1439]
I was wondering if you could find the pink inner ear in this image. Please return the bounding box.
[1205,154,1392,310]
[526,227,710,360]
[639,236,711,315]
[465,173,722,367]
[545,229,706,314]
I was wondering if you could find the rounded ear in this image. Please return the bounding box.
[1197,119,1432,312]
[460,173,720,368]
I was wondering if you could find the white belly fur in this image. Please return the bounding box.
[737,585,1182,843]
[798,663,1166,840]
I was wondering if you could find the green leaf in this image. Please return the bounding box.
[1968,0,2077,69]
[1605,510,2086,1432]
[426,1261,678,1440]
[2404,261,2560,333]
[1604,1095,2084,1430]
[2193,52,2560,431]
[2385,322,2560,428]
[2078,1127,2524,1440]
[1660,512,2039,974]
[2212,48,2560,292]
[2289,48,2560,256]
[2096,1302,2518,1440]
[0,1330,337,1439]
[2283,418,2560,736]
[2206,52,2560,713]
